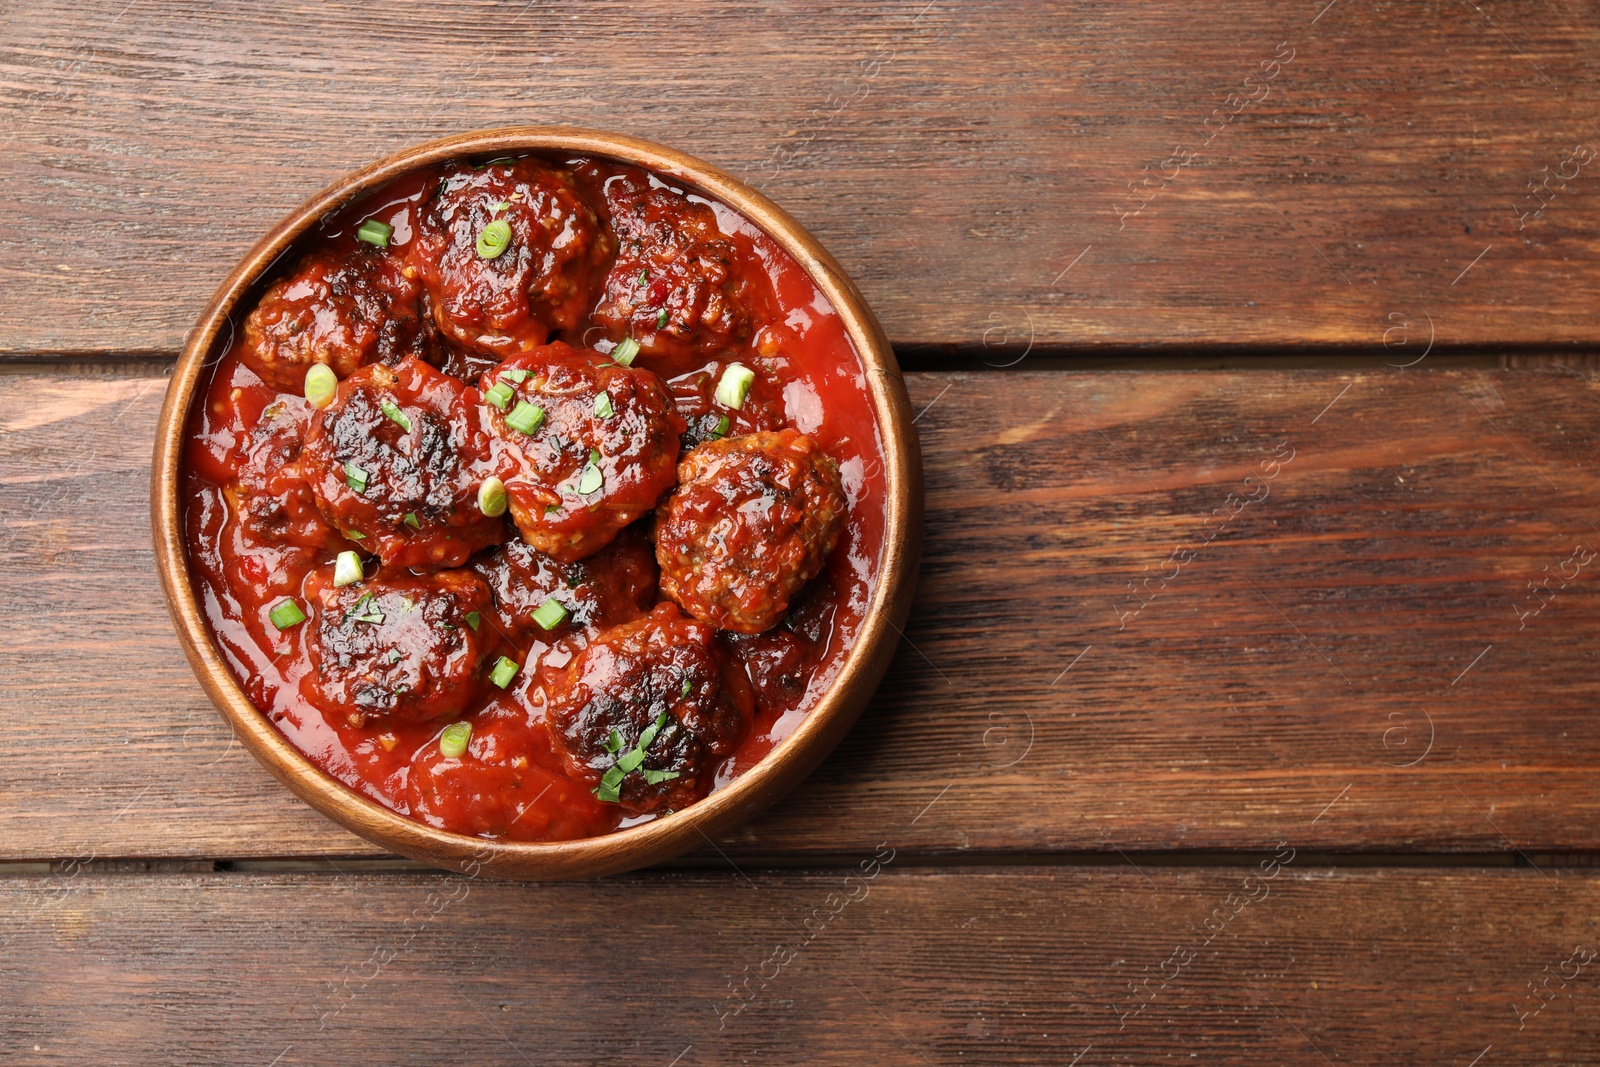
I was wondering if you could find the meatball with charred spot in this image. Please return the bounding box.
[470,522,658,643]
[301,357,508,570]
[545,603,753,815]
[304,568,494,726]
[408,159,609,356]
[223,398,345,553]
[480,342,683,562]
[655,429,847,634]
[588,169,763,362]
[240,248,431,392]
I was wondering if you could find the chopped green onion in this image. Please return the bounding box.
[476,219,513,259]
[477,477,508,518]
[303,364,337,409]
[593,765,625,803]
[489,655,519,688]
[655,308,669,329]
[403,512,421,530]
[531,598,568,631]
[345,529,365,540]
[639,710,669,751]
[483,381,515,411]
[504,401,545,435]
[439,721,472,759]
[346,591,384,624]
[379,398,412,432]
[575,461,603,496]
[332,550,363,588]
[268,599,306,630]
[345,462,369,494]
[636,269,648,285]
[593,712,674,803]
[491,200,510,212]
[594,391,615,418]
[355,219,392,248]
[611,337,640,366]
[501,368,531,384]
[710,414,730,440]
[464,611,481,631]
[714,363,755,410]
[681,677,692,698]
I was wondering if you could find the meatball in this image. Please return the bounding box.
[300,357,507,570]
[480,342,683,561]
[304,568,493,726]
[655,429,847,633]
[240,248,430,392]
[545,603,753,815]
[589,170,762,360]
[223,398,344,552]
[470,522,659,642]
[407,158,608,356]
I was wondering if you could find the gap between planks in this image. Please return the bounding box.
[9,850,1600,878]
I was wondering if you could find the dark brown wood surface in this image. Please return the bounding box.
[9,1,1600,1061]
[6,1,1600,356]
[7,864,1600,1064]
[6,363,1600,861]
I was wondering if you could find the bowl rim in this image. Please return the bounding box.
[150,126,922,880]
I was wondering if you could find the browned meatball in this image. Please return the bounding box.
[303,568,493,726]
[407,158,609,356]
[545,603,753,815]
[240,248,430,392]
[223,398,344,553]
[655,429,846,633]
[470,522,658,643]
[588,169,762,360]
[300,357,507,571]
[480,342,683,561]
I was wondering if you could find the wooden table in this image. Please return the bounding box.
[6,1,1600,1061]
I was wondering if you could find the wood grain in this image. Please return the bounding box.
[5,1,1600,356]
[5,864,1600,1063]
[6,364,1600,861]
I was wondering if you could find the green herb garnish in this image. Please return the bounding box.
[439,721,472,758]
[355,219,392,248]
[484,381,514,411]
[611,337,640,366]
[268,599,306,630]
[476,219,512,259]
[504,400,545,435]
[531,598,568,631]
[489,655,519,688]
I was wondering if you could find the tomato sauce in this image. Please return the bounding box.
[182,153,886,842]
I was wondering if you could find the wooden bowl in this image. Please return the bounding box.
[149,127,922,880]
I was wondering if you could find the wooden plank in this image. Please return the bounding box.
[4,1,1600,356]
[5,864,1599,1063]
[6,363,1600,860]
